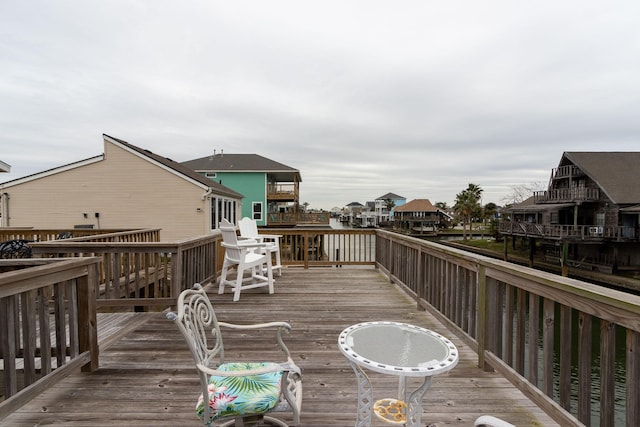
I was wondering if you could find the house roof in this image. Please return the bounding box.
[376,192,405,200]
[508,202,576,213]
[182,153,301,182]
[562,152,640,204]
[346,201,364,207]
[394,199,437,212]
[1,135,243,201]
[395,199,454,219]
[105,135,242,199]
[0,160,10,173]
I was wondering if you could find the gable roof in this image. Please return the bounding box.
[0,156,104,187]
[1,135,243,200]
[182,153,301,182]
[104,135,242,199]
[376,192,405,200]
[562,152,640,204]
[394,199,437,212]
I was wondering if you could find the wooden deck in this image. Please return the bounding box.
[3,267,559,426]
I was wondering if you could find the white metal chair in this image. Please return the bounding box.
[219,219,274,302]
[167,284,302,426]
[238,217,282,276]
[474,415,516,427]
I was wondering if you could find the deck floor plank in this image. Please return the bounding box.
[4,267,559,426]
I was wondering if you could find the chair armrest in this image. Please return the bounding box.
[218,322,293,358]
[221,241,268,249]
[218,321,291,331]
[258,234,282,239]
[237,240,267,248]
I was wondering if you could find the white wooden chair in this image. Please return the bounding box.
[238,217,283,276]
[219,219,274,302]
[167,284,302,426]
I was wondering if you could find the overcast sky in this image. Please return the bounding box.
[1,1,639,209]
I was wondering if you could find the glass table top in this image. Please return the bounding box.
[338,321,458,376]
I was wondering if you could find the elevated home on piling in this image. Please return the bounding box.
[500,151,640,273]
[182,153,328,227]
[393,198,453,234]
[374,192,406,224]
[0,134,242,241]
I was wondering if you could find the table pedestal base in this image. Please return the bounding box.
[349,361,432,427]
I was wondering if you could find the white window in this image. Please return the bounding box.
[252,202,263,221]
[211,196,237,229]
[205,172,217,179]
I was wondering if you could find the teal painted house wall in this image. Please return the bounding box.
[215,172,267,226]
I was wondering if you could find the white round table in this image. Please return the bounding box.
[338,321,458,427]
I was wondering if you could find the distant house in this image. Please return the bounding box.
[0,160,10,173]
[182,153,303,227]
[0,134,242,241]
[394,199,453,233]
[500,151,640,273]
[375,192,406,224]
[340,202,364,226]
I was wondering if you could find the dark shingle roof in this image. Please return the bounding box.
[562,152,640,204]
[376,192,405,200]
[182,154,301,182]
[104,134,243,199]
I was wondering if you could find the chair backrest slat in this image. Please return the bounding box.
[170,284,224,366]
[220,219,244,262]
[238,217,259,239]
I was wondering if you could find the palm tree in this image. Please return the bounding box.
[382,198,396,222]
[453,183,483,240]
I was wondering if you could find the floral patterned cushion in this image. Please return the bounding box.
[196,362,283,424]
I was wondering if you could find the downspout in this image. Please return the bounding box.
[1,192,8,227]
[201,187,213,201]
[201,188,213,231]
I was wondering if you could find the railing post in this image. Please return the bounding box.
[627,330,640,426]
[172,248,183,297]
[303,231,310,269]
[78,262,99,372]
[0,295,17,396]
[477,265,489,370]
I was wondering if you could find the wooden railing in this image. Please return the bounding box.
[266,212,330,226]
[534,187,599,203]
[29,234,220,310]
[553,165,584,179]
[0,228,140,243]
[263,228,376,268]
[4,227,639,425]
[375,229,640,427]
[0,258,100,418]
[499,221,638,242]
[267,183,299,200]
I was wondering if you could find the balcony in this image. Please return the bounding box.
[552,165,585,179]
[533,187,600,203]
[499,220,637,242]
[267,183,299,202]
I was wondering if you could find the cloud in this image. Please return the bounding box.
[2,1,640,209]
